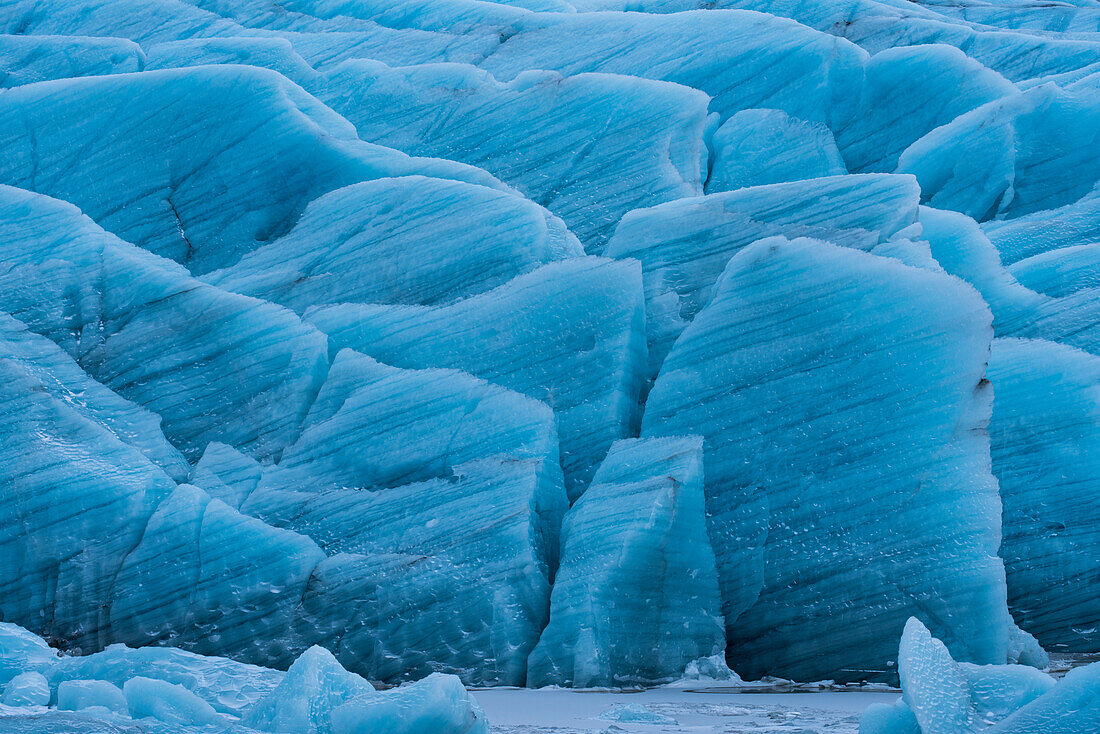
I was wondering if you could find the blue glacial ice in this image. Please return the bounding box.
[0,624,489,733]
[641,237,1009,682]
[527,436,724,687]
[860,619,1099,734]
[0,0,1098,723]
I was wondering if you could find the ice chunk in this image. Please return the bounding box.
[205,177,581,312]
[898,84,1100,222]
[122,677,223,727]
[306,258,647,498]
[988,339,1100,652]
[48,643,284,717]
[834,44,1015,174]
[642,238,1009,682]
[862,619,1093,734]
[0,34,144,88]
[238,350,564,684]
[706,109,846,193]
[605,174,924,376]
[1009,244,1100,298]
[57,680,129,716]
[527,436,724,688]
[0,623,59,687]
[310,61,707,252]
[329,674,489,734]
[2,672,50,707]
[984,184,1100,265]
[0,65,507,274]
[987,662,1100,734]
[146,37,317,86]
[243,646,374,733]
[110,484,326,669]
[598,703,677,725]
[0,326,177,650]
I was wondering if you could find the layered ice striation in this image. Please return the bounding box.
[307,257,647,499]
[988,339,1100,652]
[642,237,1010,682]
[527,436,724,687]
[861,618,1098,734]
[0,623,489,734]
[605,173,926,377]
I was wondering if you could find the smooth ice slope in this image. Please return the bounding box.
[988,339,1100,652]
[205,177,581,312]
[307,258,647,498]
[605,174,925,376]
[642,238,1009,682]
[527,436,724,688]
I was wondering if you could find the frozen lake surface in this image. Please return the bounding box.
[476,686,900,733]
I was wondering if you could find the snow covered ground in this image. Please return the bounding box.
[476,686,899,733]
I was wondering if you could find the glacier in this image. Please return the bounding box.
[0,0,1098,729]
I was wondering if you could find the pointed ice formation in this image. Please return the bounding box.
[527,436,724,688]
[307,258,647,498]
[861,619,1097,734]
[642,237,1009,682]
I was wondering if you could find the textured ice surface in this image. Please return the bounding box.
[706,109,846,193]
[899,84,1100,222]
[205,177,581,312]
[0,34,144,87]
[0,65,508,274]
[861,619,1097,734]
[988,339,1100,652]
[527,437,724,687]
[307,258,647,498]
[642,238,1009,682]
[0,625,488,733]
[605,174,925,376]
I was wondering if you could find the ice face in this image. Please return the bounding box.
[0,35,144,87]
[988,339,1100,652]
[642,238,1009,682]
[527,437,724,688]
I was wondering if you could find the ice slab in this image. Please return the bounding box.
[527,437,724,688]
[706,109,846,194]
[0,34,144,87]
[328,673,489,734]
[306,258,647,499]
[205,177,581,312]
[642,237,1010,682]
[899,84,1100,222]
[605,174,924,377]
[984,184,1100,265]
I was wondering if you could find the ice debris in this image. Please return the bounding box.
[0,624,489,734]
